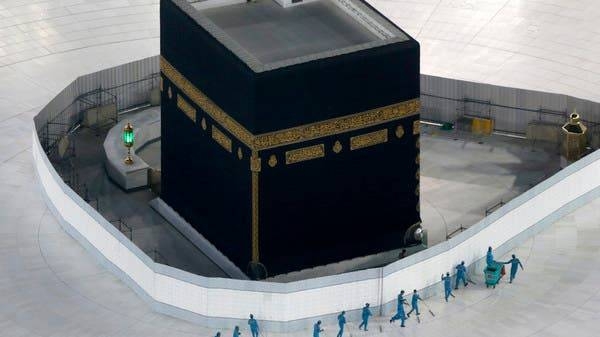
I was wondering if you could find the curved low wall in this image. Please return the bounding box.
[33,57,600,332]
[104,106,160,190]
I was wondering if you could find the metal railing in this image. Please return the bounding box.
[485,200,506,216]
[146,249,168,265]
[446,225,466,240]
[420,92,582,137]
[110,218,133,241]
[37,72,160,157]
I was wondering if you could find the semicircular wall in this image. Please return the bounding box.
[33,56,600,332]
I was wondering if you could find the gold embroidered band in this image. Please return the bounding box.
[161,56,420,151]
[285,144,325,165]
[350,129,388,151]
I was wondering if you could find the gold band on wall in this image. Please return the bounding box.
[350,129,388,150]
[211,125,233,153]
[161,56,420,151]
[285,144,325,165]
[251,151,260,262]
[413,120,420,135]
[177,94,196,122]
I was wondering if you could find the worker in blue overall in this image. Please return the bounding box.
[389,290,408,327]
[504,254,524,283]
[215,332,221,337]
[486,247,495,266]
[406,290,422,317]
[455,261,468,289]
[442,272,454,302]
[248,314,260,337]
[337,311,346,337]
[233,326,241,337]
[313,320,323,337]
[487,246,507,278]
[358,303,372,331]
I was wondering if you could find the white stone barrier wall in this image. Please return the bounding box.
[32,57,600,332]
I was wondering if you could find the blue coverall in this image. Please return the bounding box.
[506,257,524,283]
[313,323,322,337]
[407,293,421,316]
[442,275,453,302]
[486,250,494,266]
[337,313,346,337]
[248,318,259,337]
[233,327,241,337]
[390,294,407,326]
[455,264,467,289]
[358,306,372,331]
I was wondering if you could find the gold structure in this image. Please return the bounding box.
[285,144,325,165]
[471,117,494,135]
[562,111,587,162]
[333,140,343,153]
[211,126,233,153]
[268,155,278,167]
[395,125,404,138]
[413,120,420,135]
[250,151,260,262]
[123,122,135,165]
[177,94,196,122]
[350,129,388,150]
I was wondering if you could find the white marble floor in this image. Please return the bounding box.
[1,0,599,336]
[369,0,600,103]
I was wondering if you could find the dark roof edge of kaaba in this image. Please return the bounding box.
[168,0,418,73]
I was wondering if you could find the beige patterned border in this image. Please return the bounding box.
[285,144,325,165]
[177,94,196,122]
[413,120,420,135]
[350,129,388,151]
[161,56,420,151]
[251,151,260,262]
[211,126,232,153]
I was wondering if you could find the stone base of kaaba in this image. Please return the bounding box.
[149,197,249,279]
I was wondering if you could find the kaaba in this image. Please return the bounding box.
[160,0,421,277]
